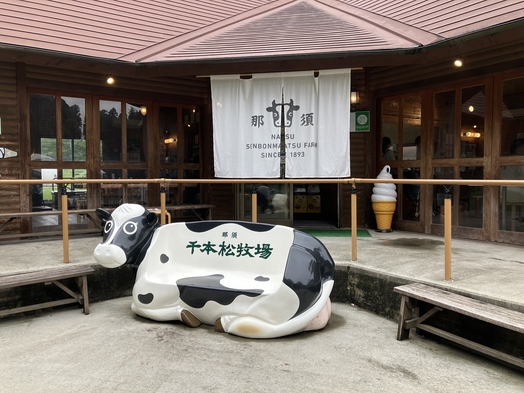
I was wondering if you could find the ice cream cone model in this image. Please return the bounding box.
[372,201,396,232]
[371,165,397,233]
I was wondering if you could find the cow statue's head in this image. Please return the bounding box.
[94,204,160,268]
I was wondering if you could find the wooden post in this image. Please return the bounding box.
[61,186,70,263]
[160,184,166,225]
[444,191,452,281]
[351,185,358,261]
[251,186,257,223]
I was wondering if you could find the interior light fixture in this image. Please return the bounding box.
[454,58,463,67]
[140,106,147,116]
[164,129,176,144]
[468,106,474,112]
[106,76,115,85]
[464,131,481,138]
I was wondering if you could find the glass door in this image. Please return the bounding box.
[237,183,292,226]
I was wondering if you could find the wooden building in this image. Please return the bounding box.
[1,1,524,244]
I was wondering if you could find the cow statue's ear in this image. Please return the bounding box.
[95,208,111,223]
[146,212,159,226]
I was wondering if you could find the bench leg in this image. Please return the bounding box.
[76,275,90,315]
[191,209,204,220]
[397,295,416,340]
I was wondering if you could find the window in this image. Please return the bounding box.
[30,94,86,212]
[402,97,421,160]
[499,76,524,232]
[379,95,423,223]
[380,100,399,161]
[461,85,485,158]
[433,90,455,159]
[99,99,148,208]
[62,97,86,162]
[100,100,122,162]
[500,76,524,157]
[30,94,202,214]
[159,105,201,207]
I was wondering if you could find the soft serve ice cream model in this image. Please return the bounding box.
[371,165,397,232]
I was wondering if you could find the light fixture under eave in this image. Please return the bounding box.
[454,58,463,67]
[106,76,115,85]
[140,106,147,116]
[350,90,360,110]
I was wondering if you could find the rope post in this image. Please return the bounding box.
[251,186,258,223]
[61,185,70,263]
[160,184,167,225]
[444,187,452,281]
[351,185,358,261]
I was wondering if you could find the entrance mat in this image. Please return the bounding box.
[299,229,371,238]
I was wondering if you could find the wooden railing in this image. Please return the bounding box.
[1,177,524,281]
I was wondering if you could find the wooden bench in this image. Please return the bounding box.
[0,265,95,317]
[0,208,114,240]
[0,210,64,233]
[395,283,524,369]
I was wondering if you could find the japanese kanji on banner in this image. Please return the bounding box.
[211,69,351,178]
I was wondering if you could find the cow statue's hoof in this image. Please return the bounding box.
[93,203,335,339]
[214,318,225,333]
[181,309,201,328]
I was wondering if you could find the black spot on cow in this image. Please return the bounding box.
[138,293,154,304]
[255,276,270,282]
[160,254,169,263]
[177,274,264,308]
[185,221,274,233]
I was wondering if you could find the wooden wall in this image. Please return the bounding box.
[341,69,373,228]
[0,62,22,232]
[368,40,524,96]
[24,65,209,102]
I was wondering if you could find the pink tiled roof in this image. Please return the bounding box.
[338,0,524,37]
[1,0,523,63]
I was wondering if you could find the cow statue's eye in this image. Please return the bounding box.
[123,221,138,235]
[104,221,113,234]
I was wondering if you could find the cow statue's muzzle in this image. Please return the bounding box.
[94,243,128,268]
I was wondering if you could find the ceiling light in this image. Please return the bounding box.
[468,106,474,112]
[454,59,463,67]
[107,76,115,85]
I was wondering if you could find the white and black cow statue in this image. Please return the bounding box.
[94,203,335,338]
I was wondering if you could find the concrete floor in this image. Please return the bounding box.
[1,296,523,393]
[1,230,523,391]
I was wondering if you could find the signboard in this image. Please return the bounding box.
[350,111,370,132]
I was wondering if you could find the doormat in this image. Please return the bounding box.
[299,229,371,238]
